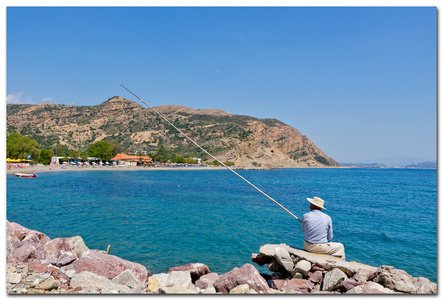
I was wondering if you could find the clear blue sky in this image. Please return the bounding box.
[6,6,437,164]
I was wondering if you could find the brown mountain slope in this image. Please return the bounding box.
[6,96,340,168]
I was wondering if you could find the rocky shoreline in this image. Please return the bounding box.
[6,220,436,294]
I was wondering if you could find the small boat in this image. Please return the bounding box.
[15,172,37,178]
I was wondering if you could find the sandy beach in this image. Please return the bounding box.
[6,164,237,175]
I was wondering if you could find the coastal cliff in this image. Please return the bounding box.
[6,221,436,294]
[6,97,339,168]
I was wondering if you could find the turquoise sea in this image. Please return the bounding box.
[7,168,437,282]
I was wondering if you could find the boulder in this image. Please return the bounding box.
[259,244,377,277]
[146,273,169,293]
[293,260,312,277]
[251,253,271,266]
[64,250,148,283]
[281,278,314,293]
[37,280,58,291]
[167,263,210,283]
[28,260,50,274]
[229,284,250,294]
[274,247,294,273]
[213,263,271,294]
[70,271,131,293]
[158,286,197,294]
[195,273,220,289]
[322,268,347,291]
[165,271,192,289]
[373,265,434,294]
[342,278,361,291]
[202,285,217,294]
[66,236,89,258]
[271,279,287,290]
[353,268,374,282]
[111,269,144,292]
[308,270,323,284]
[347,281,398,294]
[43,238,76,267]
[11,244,37,263]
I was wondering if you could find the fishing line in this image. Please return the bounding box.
[120,84,302,224]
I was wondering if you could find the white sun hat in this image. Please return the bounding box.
[307,196,327,210]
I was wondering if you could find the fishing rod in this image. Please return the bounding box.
[120,84,302,224]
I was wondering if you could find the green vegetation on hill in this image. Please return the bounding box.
[6,97,339,167]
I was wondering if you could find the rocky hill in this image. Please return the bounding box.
[6,96,339,168]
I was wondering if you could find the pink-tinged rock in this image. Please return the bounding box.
[311,264,325,272]
[271,279,287,290]
[308,270,323,284]
[28,259,50,274]
[65,250,149,283]
[6,220,50,244]
[6,220,33,240]
[281,278,314,293]
[167,263,210,283]
[44,238,76,267]
[195,273,220,289]
[12,244,37,263]
[213,263,271,294]
[367,271,379,281]
[251,253,271,266]
[342,278,362,290]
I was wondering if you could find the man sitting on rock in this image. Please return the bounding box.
[302,196,346,260]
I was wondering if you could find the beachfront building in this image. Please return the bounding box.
[51,156,101,165]
[111,153,153,166]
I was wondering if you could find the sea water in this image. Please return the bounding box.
[6,168,437,282]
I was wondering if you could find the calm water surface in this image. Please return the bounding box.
[7,168,437,282]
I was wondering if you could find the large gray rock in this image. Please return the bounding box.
[274,247,294,273]
[213,263,271,294]
[347,281,399,294]
[229,284,250,294]
[259,244,377,277]
[146,273,169,293]
[293,260,312,277]
[70,271,132,293]
[66,236,89,258]
[158,286,198,294]
[322,268,347,291]
[165,271,192,289]
[373,265,434,294]
[111,269,144,293]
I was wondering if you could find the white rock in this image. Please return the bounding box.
[274,247,294,273]
[229,284,250,294]
[202,285,217,294]
[322,268,347,291]
[146,273,169,293]
[7,273,22,284]
[111,269,143,292]
[70,271,131,293]
[293,260,311,277]
[159,286,198,294]
[166,271,192,289]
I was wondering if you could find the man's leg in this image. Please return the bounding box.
[304,241,346,261]
[324,242,346,261]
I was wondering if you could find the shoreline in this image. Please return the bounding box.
[6,164,345,175]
